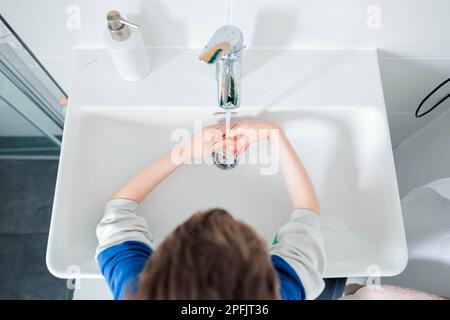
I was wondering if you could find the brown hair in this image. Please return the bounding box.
[133,208,279,299]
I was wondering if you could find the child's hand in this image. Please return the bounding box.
[175,124,226,163]
[227,120,282,156]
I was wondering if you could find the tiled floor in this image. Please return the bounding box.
[0,160,67,299]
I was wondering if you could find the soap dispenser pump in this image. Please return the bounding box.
[104,10,151,81]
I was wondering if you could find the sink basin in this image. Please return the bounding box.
[47,105,407,278]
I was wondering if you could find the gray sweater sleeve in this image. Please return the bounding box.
[95,199,154,259]
[270,209,327,299]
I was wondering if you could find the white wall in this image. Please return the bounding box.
[1,0,450,145]
[389,114,450,296]
[380,58,450,146]
[394,107,450,197]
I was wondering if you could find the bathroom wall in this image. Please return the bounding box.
[1,0,450,146]
[394,107,450,197]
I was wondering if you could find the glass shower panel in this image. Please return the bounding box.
[0,95,61,158]
[0,14,66,159]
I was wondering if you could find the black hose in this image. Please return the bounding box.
[415,78,450,118]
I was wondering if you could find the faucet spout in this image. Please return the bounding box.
[199,25,244,109]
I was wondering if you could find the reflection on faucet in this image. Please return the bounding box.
[199,25,244,109]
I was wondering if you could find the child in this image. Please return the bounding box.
[96,120,326,300]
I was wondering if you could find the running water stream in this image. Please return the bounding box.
[225,109,231,138]
[225,110,232,156]
[212,109,238,170]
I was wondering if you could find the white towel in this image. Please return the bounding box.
[401,185,450,262]
[425,177,450,199]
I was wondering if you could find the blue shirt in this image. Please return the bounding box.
[97,241,306,300]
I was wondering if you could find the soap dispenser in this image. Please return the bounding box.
[104,10,151,81]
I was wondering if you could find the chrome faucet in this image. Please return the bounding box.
[199,25,244,109]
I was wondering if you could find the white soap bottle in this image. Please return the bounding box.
[104,10,151,81]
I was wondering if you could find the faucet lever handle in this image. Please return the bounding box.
[199,25,243,64]
[199,43,231,64]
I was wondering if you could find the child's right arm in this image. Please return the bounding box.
[229,120,320,213]
[229,120,326,299]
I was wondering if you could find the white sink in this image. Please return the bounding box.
[47,49,407,279]
[47,105,407,278]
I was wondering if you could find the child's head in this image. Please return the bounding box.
[134,208,279,299]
